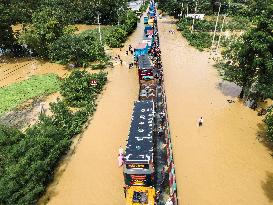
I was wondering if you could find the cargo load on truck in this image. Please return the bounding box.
[139,79,157,101]
[137,54,154,80]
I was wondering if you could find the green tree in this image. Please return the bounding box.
[220,5,273,103]
[18,7,71,57]
[48,31,105,67]
[0,1,15,52]
[265,107,273,142]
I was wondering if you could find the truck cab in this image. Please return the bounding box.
[126,186,155,205]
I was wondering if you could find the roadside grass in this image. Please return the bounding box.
[0,73,60,115]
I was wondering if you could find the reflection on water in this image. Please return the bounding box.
[217,81,242,98]
[262,172,273,202]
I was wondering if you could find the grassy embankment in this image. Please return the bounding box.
[0,74,60,115]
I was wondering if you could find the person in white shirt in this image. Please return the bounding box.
[165,197,173,205]
[198,117,204,127]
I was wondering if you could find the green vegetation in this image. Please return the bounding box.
[139,1,149,12]
[218,5,273,103]
[60,70,107,107]
[265,107,273,143]
[177,18,213,51]
[0,74,60,115]
[18,8,138,65]
[105,10,138,48]
[0,70,107,204]
[159,0,254,51]
[160,0,273,143]
[0,0,131,57]
[18,7,72,57]
[176,16,251,51]
[48,30,106,67]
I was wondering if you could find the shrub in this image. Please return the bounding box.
[178,19,212,51]
[105,26,128,48]
[265,107,273,142]
[48,32,106,67]
[105,11,138,48]
[0,70,107,204]
[139,1,149,12]
[60,70,107,107]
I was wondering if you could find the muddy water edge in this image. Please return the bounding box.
[158,17,273,205]
[38,18,145,205]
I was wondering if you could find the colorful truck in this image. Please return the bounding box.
[134,43,149,59]
[137,54,154,80]
[144,25,153,35]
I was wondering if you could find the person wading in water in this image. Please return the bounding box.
[198,117,204,127]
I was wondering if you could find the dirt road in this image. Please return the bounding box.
[158,16,273,205]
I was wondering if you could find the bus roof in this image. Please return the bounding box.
[125,100,154,164]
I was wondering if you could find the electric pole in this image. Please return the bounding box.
[211,2,221,50]
[191,0,198,32]
[97,12,102,44]
[216,14,226,53]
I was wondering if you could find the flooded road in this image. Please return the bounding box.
[0,58,68,88]
[39,20,144,205]
[158,17,273,205]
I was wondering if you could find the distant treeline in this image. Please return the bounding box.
[0,0,139,67]
[0,0,130,56]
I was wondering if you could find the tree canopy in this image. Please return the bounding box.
[0,0,128,55]
[220,4,273,102]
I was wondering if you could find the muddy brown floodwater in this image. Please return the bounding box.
[0,57,68,88]
[158,16,273,205]
[38,19,145,205]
